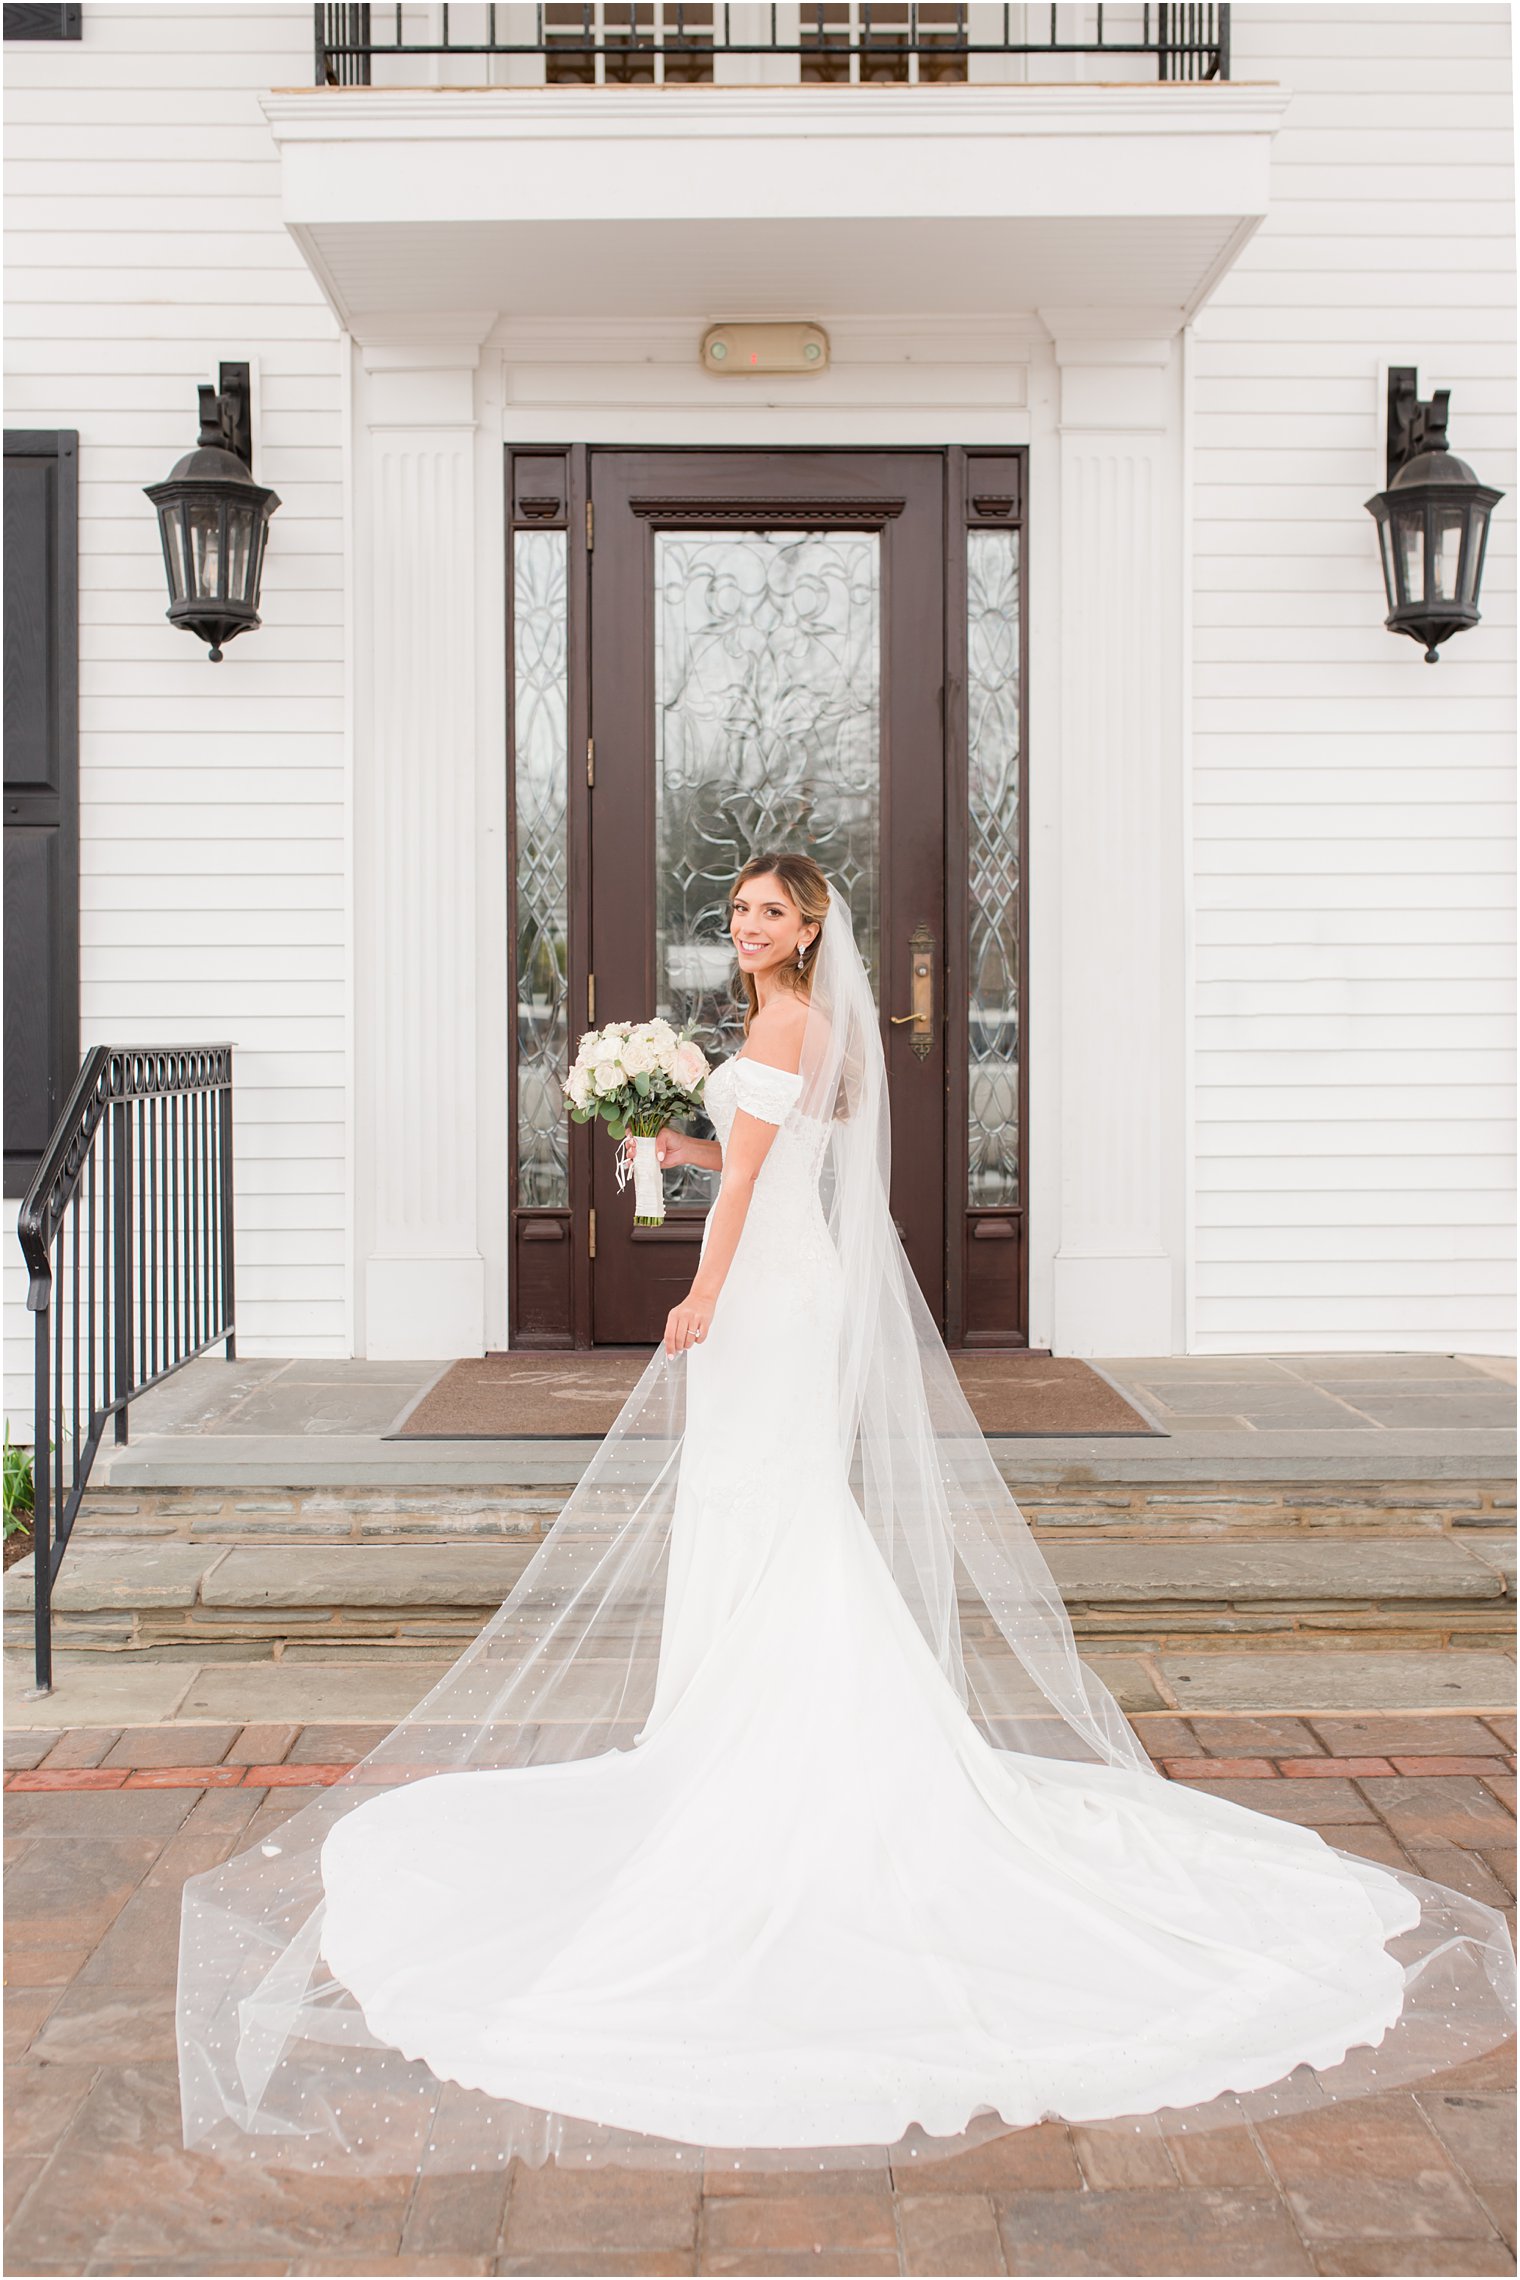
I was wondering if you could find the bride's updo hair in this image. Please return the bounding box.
[729,851,831,1036]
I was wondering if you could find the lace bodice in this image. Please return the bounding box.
[704,1053,804,1135]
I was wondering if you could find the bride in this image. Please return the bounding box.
[178,852,1514,2174]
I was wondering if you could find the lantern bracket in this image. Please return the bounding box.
[1386,365,1450,486]
[198,362,253,475]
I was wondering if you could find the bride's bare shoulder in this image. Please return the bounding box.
[744,995,808,1076]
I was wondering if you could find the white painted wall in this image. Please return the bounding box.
[3,4,349,1425]
[1187,2,1516,1354]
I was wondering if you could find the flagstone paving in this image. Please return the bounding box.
[86,1350,1517,1490]
[4,1712,1514,2277]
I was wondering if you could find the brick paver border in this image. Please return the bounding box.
[4,1705,1514,2279]
[7,1748,1517,1794]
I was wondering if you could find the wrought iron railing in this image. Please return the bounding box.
[317,3,1229,85]
[17,1046,235,1693]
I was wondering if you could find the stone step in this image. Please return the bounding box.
[5,1644,1518,1729]
[64,1478,1516,1548]
[94,1430,1518,1491]
[8,1531,1514,1663]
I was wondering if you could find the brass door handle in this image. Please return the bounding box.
[894,924,934,1060]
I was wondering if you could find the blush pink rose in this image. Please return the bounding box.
[673,1041,709,1090]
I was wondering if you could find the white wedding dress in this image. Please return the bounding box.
[313,1053,1421,2142]
[177,893,1515,2174]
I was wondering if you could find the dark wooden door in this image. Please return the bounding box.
[586,449,946,1346]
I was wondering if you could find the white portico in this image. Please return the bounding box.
[260,81,1287,1359]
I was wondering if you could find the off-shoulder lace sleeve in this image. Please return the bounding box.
[731,1058,804,1125]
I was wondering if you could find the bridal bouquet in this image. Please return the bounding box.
[567,1019,710,1226]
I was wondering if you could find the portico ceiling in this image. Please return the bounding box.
[297,213,1259,324]
[261,84,1289,331]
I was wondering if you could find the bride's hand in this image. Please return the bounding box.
[664,1291,714,1357]
[624,1127,686,1171]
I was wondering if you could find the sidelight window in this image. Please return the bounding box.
[966,526,1021,1209]
[512,528,571,1209]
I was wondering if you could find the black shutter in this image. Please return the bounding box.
[3,5,82,36]
[4,431,79,1198]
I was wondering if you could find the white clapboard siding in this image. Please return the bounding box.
[4,1,347,1427]
[1190,3,1516,1353]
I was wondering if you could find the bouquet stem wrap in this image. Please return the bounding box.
[619,1130,666,1226]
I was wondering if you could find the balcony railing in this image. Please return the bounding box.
[316,3,1230,86]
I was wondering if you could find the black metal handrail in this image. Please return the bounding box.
[17,1045,235,1693]
[317,3,1229,83]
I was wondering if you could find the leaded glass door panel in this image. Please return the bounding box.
[587,451,946,1347]
[652,526,881,1206]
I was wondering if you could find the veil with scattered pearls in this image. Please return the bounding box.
[177,881,1515,2176]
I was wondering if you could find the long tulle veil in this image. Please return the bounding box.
[177,881,1515,2175]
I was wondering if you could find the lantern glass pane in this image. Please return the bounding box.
[162,506,190,601]
[188,500,223,600]
[1461,504,1491,606]
[1375,515,1396,609]
[1433,506,1465,604]
[226,503,256,602]
[1394,507,1424,606]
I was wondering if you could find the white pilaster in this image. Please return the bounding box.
[353,319,496,1357]
[1041,310,1186,1356]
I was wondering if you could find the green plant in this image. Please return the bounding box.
[4,1420,36,1540]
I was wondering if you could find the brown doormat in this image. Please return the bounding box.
[391,1352,1161,1441]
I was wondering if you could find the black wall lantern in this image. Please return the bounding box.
[1365,366,1503,662]
[143,362,280,661]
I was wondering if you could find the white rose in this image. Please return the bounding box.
[592,1060,621,1095]
[673,1041,709,1090]
[566,1067,591,1110]
[621,1035,655,1078]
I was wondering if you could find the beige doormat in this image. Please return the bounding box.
[391,1351,1161,1440]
